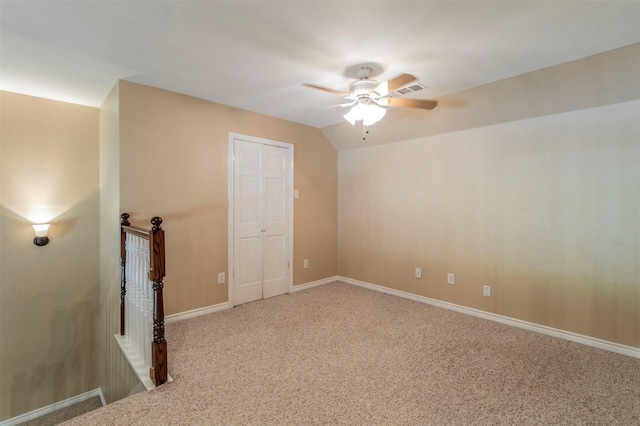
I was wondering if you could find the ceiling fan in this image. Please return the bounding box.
[304,65,437,127]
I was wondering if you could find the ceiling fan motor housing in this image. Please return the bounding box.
[349,79,380,98]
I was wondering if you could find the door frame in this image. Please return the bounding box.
[227,132,294,306]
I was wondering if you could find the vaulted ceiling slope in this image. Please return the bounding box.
[2,1,640,142]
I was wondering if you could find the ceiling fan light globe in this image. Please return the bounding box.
[377,82,389,97]
[344,101,386,126]
[349,102,366,118]
[343,107,358,125]
[362,104,386,126]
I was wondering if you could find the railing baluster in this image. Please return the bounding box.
[149,217,167,386]
[120,213,130,336]
[134,236,141,358]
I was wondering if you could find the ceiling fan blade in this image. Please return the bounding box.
[377,74,417,96]
[385,98,438,110]
[386,74,418,92]
[303,83,349,97]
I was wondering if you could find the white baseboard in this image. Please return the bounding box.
[338,276,640,360]
[164,279,336,324]
[290,276,338,292]
[165,301,230,324]
[0,388,105,426]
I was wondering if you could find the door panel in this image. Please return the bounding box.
[265,150,286,173]
[263,234,286,298]
[265,176,285,222]
[239,175,261,223]
[263,235,285,280]
[236,236,262,305]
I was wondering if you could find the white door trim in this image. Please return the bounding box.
[228,132,294,307]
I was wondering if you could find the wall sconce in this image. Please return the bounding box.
[32,224,51,246]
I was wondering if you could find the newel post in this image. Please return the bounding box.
[149,216,167,386]
[120,213,130,336]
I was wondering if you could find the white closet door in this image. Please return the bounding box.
[232,138,291,306]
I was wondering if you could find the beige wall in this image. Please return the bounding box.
[118,81,337,315]
[97,83,140,404]
[0,92,99,420]
[338,100,640,348]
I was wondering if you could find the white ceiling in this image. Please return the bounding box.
[2,1,640,129]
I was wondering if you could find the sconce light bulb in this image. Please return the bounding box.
[32,224,51,246]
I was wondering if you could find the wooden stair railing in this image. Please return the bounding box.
[119,213,168,387]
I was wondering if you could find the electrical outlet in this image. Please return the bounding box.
[483,285,491,297]
[415,268,422,279]
[303,259,309,269]
[218,272,225,284]
[447,273,455,285]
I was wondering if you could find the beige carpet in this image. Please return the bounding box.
[65,282,640,425]
[24,397,102,425]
